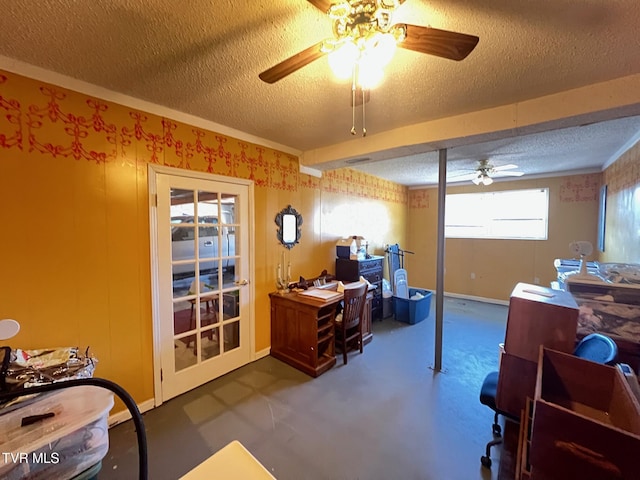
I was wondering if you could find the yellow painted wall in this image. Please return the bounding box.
[407,174,601,301]
[600,141,640,264]
[0,70,406,410]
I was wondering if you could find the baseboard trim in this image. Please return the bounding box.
[255,347,271,360]
[444,291,509,307]
[108,398,155,427]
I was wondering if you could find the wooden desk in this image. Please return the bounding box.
[269,288,373,377]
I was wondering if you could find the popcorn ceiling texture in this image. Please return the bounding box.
[0,0,638,163]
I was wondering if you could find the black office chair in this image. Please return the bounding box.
[479,370,515,468]
[574,332,618,365]
[479,332,618,469]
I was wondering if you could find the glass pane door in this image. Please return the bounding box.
[155,173,251,401]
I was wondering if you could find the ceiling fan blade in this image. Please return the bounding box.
[448,169,476,177]
[492,164,519,171]
[259,41,327,84]
[396,24,479,61]
[497,171,524,177]
[447,172,479,181]
[306,0,333,13]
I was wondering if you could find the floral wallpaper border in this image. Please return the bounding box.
[603,142,640,194]
[558,173,601,202]
[0,70,405,203]
[408,189,431,209]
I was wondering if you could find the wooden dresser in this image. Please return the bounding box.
[335,255,384,320]
[270,287,373,377]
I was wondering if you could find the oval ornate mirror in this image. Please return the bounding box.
[275,205,302,249]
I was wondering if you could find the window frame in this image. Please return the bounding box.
[444,188,550,240]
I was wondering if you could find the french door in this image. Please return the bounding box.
[150,166,253,402]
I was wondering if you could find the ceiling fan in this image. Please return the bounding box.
[258,0,479,85]
[449,159,525,185]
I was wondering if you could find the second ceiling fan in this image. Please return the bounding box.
[450,160,525,185]
[258,0,480,85]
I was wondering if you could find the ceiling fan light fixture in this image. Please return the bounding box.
[358,61,384,89]
[366,32,397,66]
[328,31,396,86]
[472,172,493,185]
[375,9,393,30]
[380,0,403,8]
[328,2,351,20]
[328,41,359,79]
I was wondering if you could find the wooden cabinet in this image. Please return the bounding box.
[497,283,579,419]
[270,292,337,377]
[336,256,383,320]
[497,352,539,420]
[526,348,640,479]
[515,398,534,480]
[498,285,640,479]
[269,289,373,377]
[504,283,579,362]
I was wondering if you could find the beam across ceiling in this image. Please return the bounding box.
[300,74,640,170]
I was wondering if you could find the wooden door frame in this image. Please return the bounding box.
[148,164,256,407]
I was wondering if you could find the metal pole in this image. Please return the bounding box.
[434,149,447,371]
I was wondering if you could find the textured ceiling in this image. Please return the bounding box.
[1,0,639,185]
[345,115,640,186]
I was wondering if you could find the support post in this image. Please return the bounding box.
[434,149,447,372]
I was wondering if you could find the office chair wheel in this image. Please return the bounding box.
[481,455,492,468]
[492,423,502,436]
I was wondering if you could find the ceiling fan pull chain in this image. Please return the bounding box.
[362,88,367,137]
[350,69,357,135]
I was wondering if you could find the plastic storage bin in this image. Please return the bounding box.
[382,291,393,318]
[0,385,114,480]
[394,288,432,324]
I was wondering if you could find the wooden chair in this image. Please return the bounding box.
[186,297,218,354]
[334,282,368,365]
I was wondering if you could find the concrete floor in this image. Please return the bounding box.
[101,297,508,480]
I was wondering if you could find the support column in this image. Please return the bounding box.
[434,148,447,371]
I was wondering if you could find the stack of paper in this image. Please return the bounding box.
[297,289,342,302]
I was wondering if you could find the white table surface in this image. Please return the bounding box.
[179,440,277,479]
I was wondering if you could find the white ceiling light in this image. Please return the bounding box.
[472,173,494,185]
[324,2,405,136]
